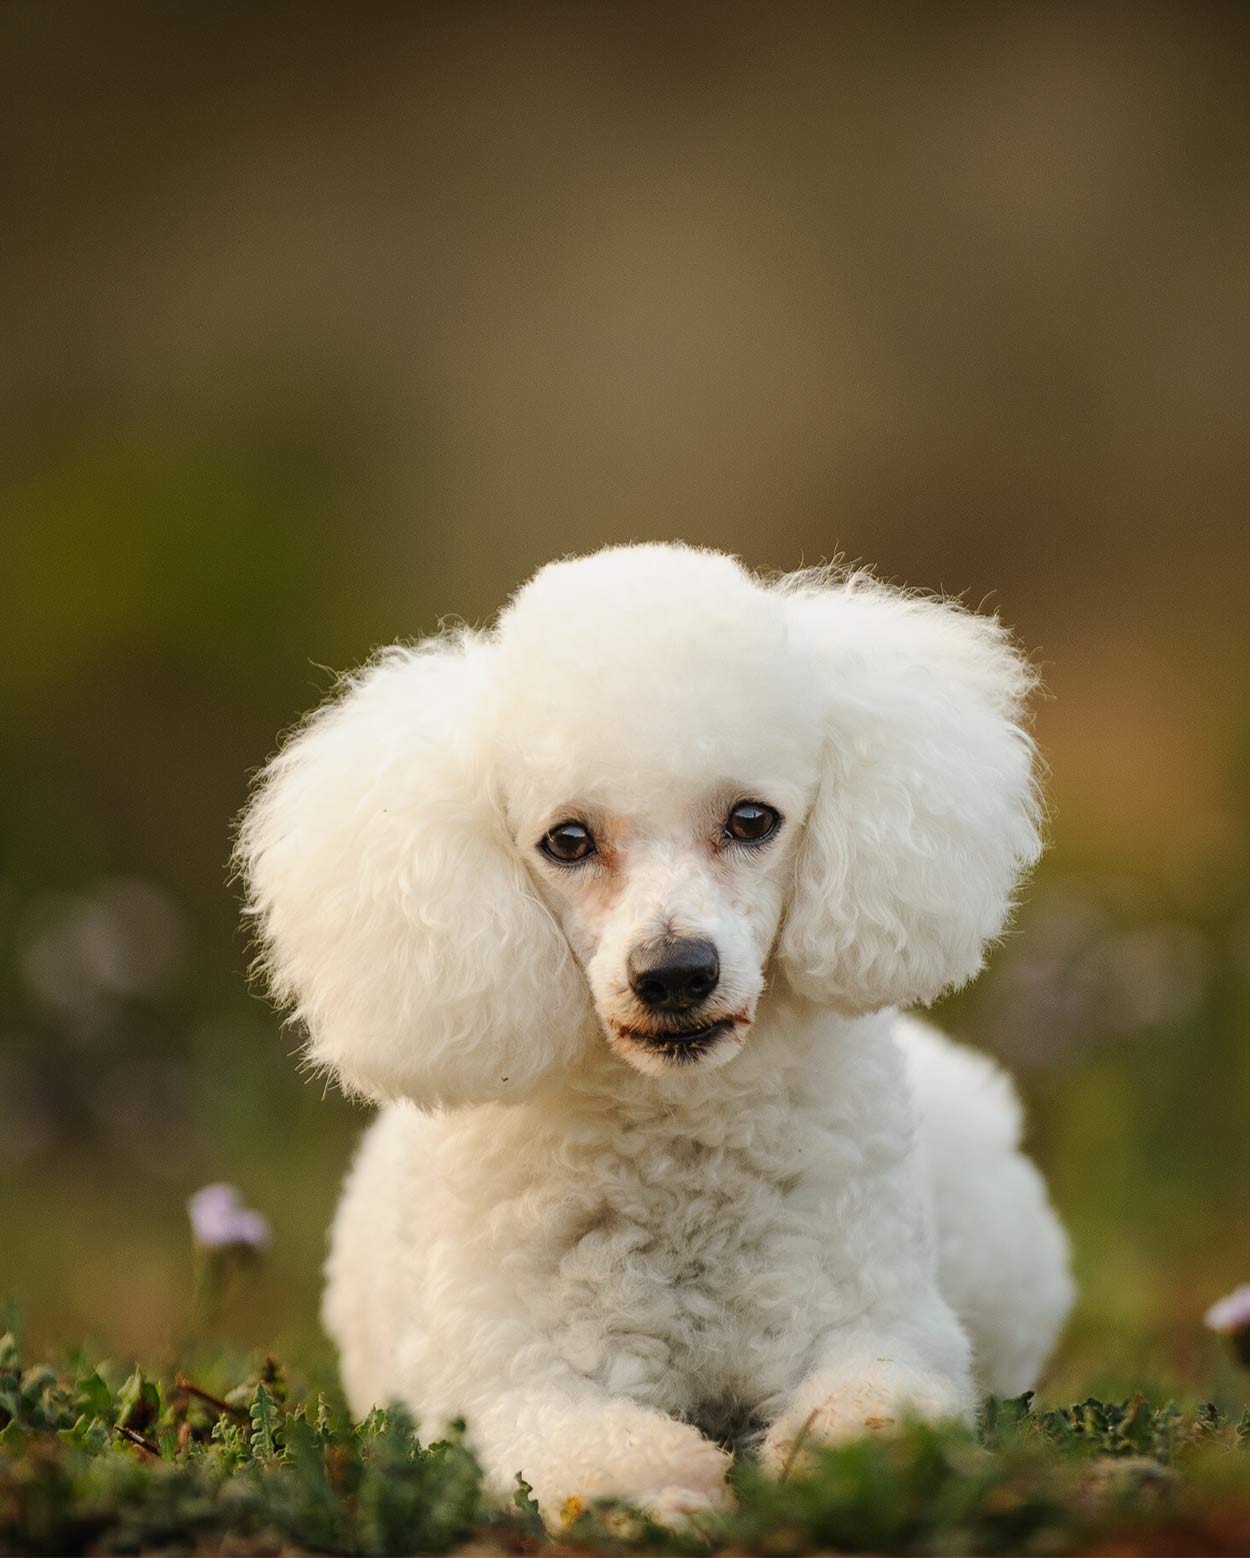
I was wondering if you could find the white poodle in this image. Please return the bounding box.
[238,543,1072,1526]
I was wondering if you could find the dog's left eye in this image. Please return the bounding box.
[725,800,781,844]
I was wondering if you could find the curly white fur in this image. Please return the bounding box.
[237,543,1072,1526]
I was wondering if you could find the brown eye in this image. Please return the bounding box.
[725,800,780,845]
[540,821,596,863]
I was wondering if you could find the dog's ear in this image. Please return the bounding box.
[777,575,1043,1012]
[236,634,588,1108]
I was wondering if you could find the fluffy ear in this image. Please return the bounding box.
[777,574,1043,1012]
[236,633,588,1109]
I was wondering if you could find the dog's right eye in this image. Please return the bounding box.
[540,821,597,863]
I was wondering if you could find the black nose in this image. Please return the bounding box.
[627,937,720,1012]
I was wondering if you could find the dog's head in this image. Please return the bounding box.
[238,544,1041,1106]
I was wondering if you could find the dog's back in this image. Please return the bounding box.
[899,1016,1073,1396]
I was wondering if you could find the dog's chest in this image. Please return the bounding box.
[533,1118,831,1415]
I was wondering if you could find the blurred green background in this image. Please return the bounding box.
[3,2,1249,1404]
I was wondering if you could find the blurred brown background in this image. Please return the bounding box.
[3,1,1249,1398]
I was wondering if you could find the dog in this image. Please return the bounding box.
[238,543,1073,1526]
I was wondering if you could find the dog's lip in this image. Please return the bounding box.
[615,1016,743,1048]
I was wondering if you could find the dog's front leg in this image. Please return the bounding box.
[466,1378,732,1531]
[759,1306,975,1472]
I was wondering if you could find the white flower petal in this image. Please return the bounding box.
[1204,1284,1250,1333]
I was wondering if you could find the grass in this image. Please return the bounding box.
[4,1330,1250,1556]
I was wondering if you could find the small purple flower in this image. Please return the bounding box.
[1205,1285,1250,1367]
[187,1182,270,1251]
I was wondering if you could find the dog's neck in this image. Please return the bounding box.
[535,990,897,1133]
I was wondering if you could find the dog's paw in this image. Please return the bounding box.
[637,1479,733,1530]
[570,1482,731,1540]
[761,1360,968,1475]
[552,1479,729,1538]
[538,1425,732,1534]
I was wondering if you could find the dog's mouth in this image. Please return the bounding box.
[611,1014,748,1067]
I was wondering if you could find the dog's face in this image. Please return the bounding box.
[516,775,810,1074]
[240,543,1042,1109]
[493,545,820,1076]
